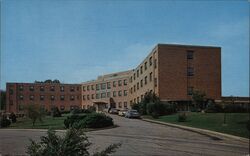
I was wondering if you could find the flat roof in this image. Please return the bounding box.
[157,43,221,49]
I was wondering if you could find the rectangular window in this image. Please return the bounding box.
[51,95,55,101]
[19,95,24,100]
[9,89,13,95]
[154,78,157,87]
[123,79,127,86]
[40,95,44,101]
[130,88,133,94]
[101,93,106,98]
[30,95,34,100]
[118,90,122,96]
[60,95,65,101]
[187,67,194,76]
[107,92,110,98]
[107,82,111,89]
[124,90,127,96]
[29,86,34,91]
[124,102,127,108]
[118,80,122,86]
[137,70,139,77]
[137,82,139,90]
[83,86,85,91]
[87,95,89,100]
[133,85,136,92]
[60,86,64,92]
[82,95,85,100]
[113,91,116,97]
[87,85,90,91]
[187,87,194,95]
[140,79,143,87]
[113,81,116,87]
[145,76,147,85]
[50,86,55,91]
[118,102,122,108]
[133,73,136,80]
[154,59,157,68]
[39,86,44,91]
[150,72,153,82]
[60,106,65,111]
[101,83,106,90]
[96,84,100,90]
[144,62,147,70]
[187,50,194,59]
[140,66,143,74]
[96,94,100,99]
[91,85,94,90]
[71,95,75,101]
[92,94,95,99]
[141,95,144,101]
[149,56,152,66]
[130,76,132,83]
[137,97,139,103]
[19,85,24,91]
[70,86,75,92]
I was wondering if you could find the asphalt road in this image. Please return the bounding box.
[0,114,249,156]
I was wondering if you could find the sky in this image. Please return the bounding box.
[0,0,249,96]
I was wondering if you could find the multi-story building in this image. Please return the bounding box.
[81,44,221,110]
[6,83,81,113]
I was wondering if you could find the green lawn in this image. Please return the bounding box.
[8,114,69,129]
[145,113,249,138]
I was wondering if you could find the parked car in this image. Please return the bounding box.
[118,109,128,116]
[109,108,119,114]
[125,109,140,118]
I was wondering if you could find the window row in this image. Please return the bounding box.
[130,73,156,94]
[83,90,128,100]
[130,91,152,104]
[17,85,79,92]
[83,79,128,91]
[117,101,128,108]
[18,95,80,101]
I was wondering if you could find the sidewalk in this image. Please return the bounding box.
[141,118,249,143]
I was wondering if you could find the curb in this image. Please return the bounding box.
[141,118,249,143]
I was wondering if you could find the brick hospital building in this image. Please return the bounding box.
[6,44,221,113]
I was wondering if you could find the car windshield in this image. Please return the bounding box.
[131,110,138,113]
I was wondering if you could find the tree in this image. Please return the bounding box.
[192,90,206,110]
[51,107,62,117]
[44,79,53,83]
[25,104,44,126]
[0,90,6,110]
[27,128,121,156]
[53,79,60,83]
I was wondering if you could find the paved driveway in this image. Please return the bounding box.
[0,114,249,155]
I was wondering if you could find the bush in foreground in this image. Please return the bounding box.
[64,114,87,128]
[9,112,17,123]
[27,128,121,156]
[178,113,187,122]
[0,115,11,128]
[52,107,62,117]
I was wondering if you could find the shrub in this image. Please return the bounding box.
[25,104,44,126]
[64,114,87,128]
[79,113,113,129]
[178,113,187,122]
[205,103,223,113]
[0,115,11,128]
[9,112,17,123]
[26,129,121,156]
[52,107,61,117]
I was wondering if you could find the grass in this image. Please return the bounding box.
[8,114,69,129]
[144,113,249,138]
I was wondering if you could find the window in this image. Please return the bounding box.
[113,81,116,87]
[118,80,122,86]
[154,78,157,87]
[29,86,34,91]
[60,95,65,100]
[124,102,127,108]
[40,95,44,101]
[187,50,194,59]
[137,82,139,90]
[83,86,85,91]
[77,87,79,91]
[87,85,90,91]
[9,89,13,95]
[154,59,157,68]
[130,88,133,94]
[60,106,65,111]
[51,95,55,101]
[130,100,132,105]
[101,93,106,98]
[130,76,132,83]
[91,85,94,90]
[50,86,55,91]
[187,87,194,95]
[96,94,100,99]
[124,90,127,96]
[87,95,89,100]
[133,85,136,92]
[60,86,64,92]
[113,91,116,97]
[133,73,136,80]
[70,95,75,101]
[124,79,127,86]
[187,67,194,76]
[150,72,153,82]
[101,83,106,90]
[140,79,143,87]
[149,56,152,66]
[140,66,143,74]
[96,84,100,90]
[82,95,85,100]
[118,90,122,96]
[70,86,75,92]
[92,94,95,99]
[19,95,24,100]
[19,85,23,91]
[30,95,34,100]
[137,97,139,103]
[134,99,136,104]
[107,82,111,89]
[143,62,147,71]
[141,95,144,101]
[118,102,122,108]
[145,76,148,85]
[107,92,110,98]
[137,70,139,77]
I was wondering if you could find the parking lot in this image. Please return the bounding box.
[0,114,249,155]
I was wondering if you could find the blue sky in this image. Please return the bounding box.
[1,0,249,96]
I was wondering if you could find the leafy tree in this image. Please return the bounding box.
[53,79,60,83]
[44,79,53,83]
[9,112,17,123]
[52,107,62,117]
[0,90,6,110]
[192,90,206,110]
[26,129,121,156]
[25,104,44,126]
[0,114,11,128]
